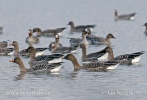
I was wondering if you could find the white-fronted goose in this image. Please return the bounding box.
[87,33,116,45]
[63,54,120,71]
[105,46,144,64]
[114,9,136,21]
[25,29,39,43]
[25,46,64,67]
[69,30,89,47]
[68,21,96,33]
[33,27,66,37]
[49,34,63,50]
[80,44,109,63]
[49,43,78,54]
[10,57,62,73]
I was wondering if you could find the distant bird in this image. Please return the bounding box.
[25,29,39,44]
[143,23,147,35]
[68,21,96,33]
[63,54,120,71]
[114,9,136,21]
[33,27,66,37]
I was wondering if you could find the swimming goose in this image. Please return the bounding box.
[63,54,120,71]
[33,27,66,37]
[25,46,64,67]
[8,41,46,57]
[25,29,39,43]
[10,57,62,73]
[0,48,13,56]
[80,44,109,63]
[0,41,8,48]
[114,9,136,21]
[88,33,116,45]
[21,47,48,57]
[105,46,144,64]
[86,29,100,44]
[49,43,78,54]
[49,34,63,50]
[69,30,89,47]
[143,23,147,35]
[68,21,96,33]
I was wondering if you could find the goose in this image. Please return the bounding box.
[105,46,144,64]
[25,29,39,43]
[114,9,136,21]
[69,30,89,47]
[33,27,66,37]
[0,41,8,48]
[87,33,116,45]
[63,54,120,71]
[80,44,109,63]
[8,41,47,57]
[49,43,78,54]
[68,21,96,33]
[10,57,62,73]
[21,47,48,57]
[49,34,63,50]
[0,48,13,56]
[25,46,64,67]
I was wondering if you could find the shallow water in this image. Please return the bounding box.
[0,0,147,100]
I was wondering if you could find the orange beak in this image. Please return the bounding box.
[9,60,14,62]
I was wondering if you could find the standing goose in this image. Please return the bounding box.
[63,54,120,71]
[143,23,147,35]
[25,46,64,67]
[33,27,66,37]
[10,57,62,73]
[105,46,144,64]
[88,33,116,45]
[49,43,78,54]
[68,21,96,33]
[25,29,39,43]
[80,44,109,63]
[49,34,63,50]
[114,9,136,21]
[69,30,89,47]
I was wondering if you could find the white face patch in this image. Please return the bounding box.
[51,43,55,47]
[55,35,59,38]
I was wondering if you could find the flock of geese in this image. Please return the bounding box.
[0,10,146,75]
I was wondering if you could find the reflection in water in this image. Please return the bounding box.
[14,72,26,80]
